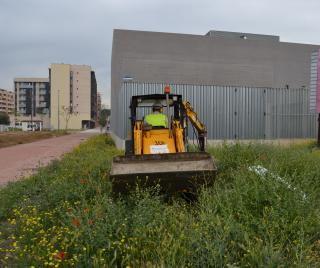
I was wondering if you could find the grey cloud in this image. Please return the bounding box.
[1,0,320,104]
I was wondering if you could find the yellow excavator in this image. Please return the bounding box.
[110,86,217,192]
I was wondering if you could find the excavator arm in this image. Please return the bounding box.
[182,101,207,151]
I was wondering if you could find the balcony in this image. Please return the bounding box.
[38,102,47,108]
[37,108,49,115]
[20,83,33,88]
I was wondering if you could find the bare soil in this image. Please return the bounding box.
[0,131,69,148]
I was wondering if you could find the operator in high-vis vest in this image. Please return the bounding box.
[144,103,168,128]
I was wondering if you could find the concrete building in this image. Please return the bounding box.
[111,29,320,146]
[14,78,50,116]
[14,78,50,129]
[96,92,102,122]
[112,29,320,93]
[91,72,98,122]
[0,88,14,114]
[49,64,97,130]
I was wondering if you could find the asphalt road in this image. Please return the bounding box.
[0,129,100,187]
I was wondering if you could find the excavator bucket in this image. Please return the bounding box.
[110,152,217,193]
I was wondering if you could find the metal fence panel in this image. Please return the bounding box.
[310,51,318,112]
[111,82,317,140]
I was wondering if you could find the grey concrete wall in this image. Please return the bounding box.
[205,30,280,42]
[112,29,319,92]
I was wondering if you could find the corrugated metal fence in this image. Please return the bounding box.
[111,82,318,140]
[310,51,318,112]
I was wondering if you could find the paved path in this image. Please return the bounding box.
[0,129,100,187]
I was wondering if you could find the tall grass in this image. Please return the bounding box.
[0,135,319,267]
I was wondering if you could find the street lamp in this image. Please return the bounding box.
[58,89,60,131]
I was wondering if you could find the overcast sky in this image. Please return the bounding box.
[1,0,320,105]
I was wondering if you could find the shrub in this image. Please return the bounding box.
[0,112,10,125]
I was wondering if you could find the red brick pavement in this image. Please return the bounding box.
[0,129,100,187]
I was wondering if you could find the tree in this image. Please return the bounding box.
[101,109,111,117]
[61,106,78,130]
[98,109,110,132]
[14,110,20,123]
[99,112,107,129]
[36,107,48,130]
[0,112,10,125]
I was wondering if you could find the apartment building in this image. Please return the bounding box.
[49,64,97,130]
[97,92,102,121]
[91,71,98,122]
[14,78,50,116]
[13,78,50,129]
[0,88,14,114]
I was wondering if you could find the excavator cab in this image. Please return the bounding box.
[125,93,186,155]
[110,86,217,193]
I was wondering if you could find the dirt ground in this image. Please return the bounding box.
[0,131,69,148]
[0,129,100,187]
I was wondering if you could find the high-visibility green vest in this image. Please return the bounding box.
[145,113,167,128]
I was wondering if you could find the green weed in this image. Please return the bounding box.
[0,136,320,267]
